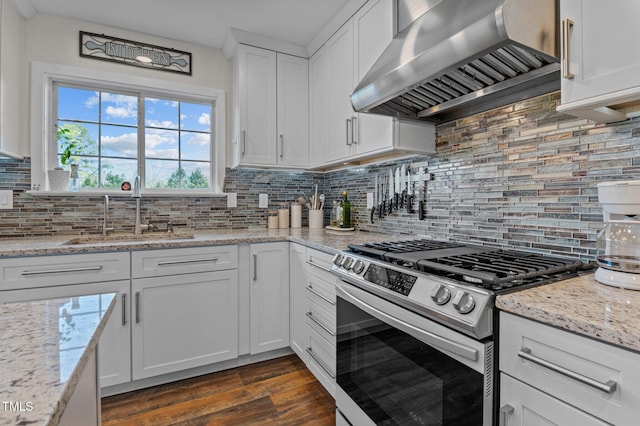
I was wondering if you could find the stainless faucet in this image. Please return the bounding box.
[132,175,155,234]
[103,195,114,237]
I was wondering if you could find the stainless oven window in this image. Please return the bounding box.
[337,297,485,425]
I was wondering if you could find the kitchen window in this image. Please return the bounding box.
[30,62,226,195]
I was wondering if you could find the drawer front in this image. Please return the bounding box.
[132,245,238,278]
[306,273,336,307]
[306,248,337,283]
[306,326,336,397]
[0,252,130,290]
[500,312,640,425]
[500,374,609,426]
[306,297,336,346]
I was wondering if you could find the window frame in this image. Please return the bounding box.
[30,61,226,196]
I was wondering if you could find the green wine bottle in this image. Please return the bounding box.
[340,191,351,228]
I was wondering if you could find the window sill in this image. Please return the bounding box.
[27,190,228,198]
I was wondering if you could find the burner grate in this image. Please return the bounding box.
[350,239,464,257]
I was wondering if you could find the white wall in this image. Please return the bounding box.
[23,13,232,158]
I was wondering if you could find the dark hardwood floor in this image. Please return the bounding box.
[101,355,336,425]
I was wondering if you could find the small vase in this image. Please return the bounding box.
[69,164,80,191]
[47,168,70,192]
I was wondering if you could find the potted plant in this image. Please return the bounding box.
[47,126,77,191]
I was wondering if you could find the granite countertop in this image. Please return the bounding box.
[0,228,398,258]
[497,274,640,354]
[0,293,116,425]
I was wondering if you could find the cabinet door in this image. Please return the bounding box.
[309,46,330,166]
[500,374,609,426]
[352,0,396,156]
[560,0,640,105]
[326,21,355,162]
[250,242,289,354]
[131,270,238,380]
[238,44,277,165]
[0,280,131,388]
[277,53,309,167]
[289,243,308,359]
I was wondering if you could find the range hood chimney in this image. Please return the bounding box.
[351,0,559,124]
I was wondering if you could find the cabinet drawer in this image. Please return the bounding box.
[306,326,336,397]
[306,249,337,283]
[500,374,609,426]
[306,274,336,307]
[306,297,336,346]
[0,252,130,290]
[132,245,238,278]
[500,312,640,426]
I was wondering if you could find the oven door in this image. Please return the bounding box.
[336,281,493,426]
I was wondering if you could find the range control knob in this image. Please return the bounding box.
[342,257,354,270]
[430,285,451,305]
[333,253,344,267]
[352,260,366,274]
[452,291,476,314]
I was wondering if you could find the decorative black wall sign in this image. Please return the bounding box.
[79,31,192,75]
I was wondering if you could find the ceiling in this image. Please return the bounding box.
[20,0,351,50]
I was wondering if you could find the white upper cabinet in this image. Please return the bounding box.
[309,0,434,168]
[235,44,309,167]
[557,0,640,122]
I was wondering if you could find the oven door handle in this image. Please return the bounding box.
[336,282,479,362]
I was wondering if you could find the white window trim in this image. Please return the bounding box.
[30,61,226,195]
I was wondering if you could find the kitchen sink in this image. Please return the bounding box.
[63,232,195,245]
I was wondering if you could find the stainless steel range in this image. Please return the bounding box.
[331,238,587,426]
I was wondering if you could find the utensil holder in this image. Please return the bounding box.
[309,210,323,229]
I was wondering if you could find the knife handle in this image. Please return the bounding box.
[418,200,425,220]
[371,207,375,224]
[406,194,413,214]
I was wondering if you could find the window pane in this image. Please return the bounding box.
[57,121,99,157]
[181,162,210,189]
[145,129,179,159]
[78,157,99,188]
[145,98,178,129]
[101,92,138,126]
[101,125,137,158]
[181,102,211,132]
[145,159,180,188]
[181,131,210,161]
[101,158,137,188]
[57,87,99,122]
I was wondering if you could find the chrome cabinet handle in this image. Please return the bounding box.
[561,19,575,79]
[253,254,258,281]
[279,134,284,159]
[305,285,335,305]
[122,293,127,326]
[306,347,335,379]
[241,129,246,156]
[517,347,617,394]
[21,266,103,276]
[305,259,332,274]
[306,312,336,336]
[157,257,218,266]
[351,116,358,144]
[135,292,141,324]
[499,404,514,426]
[345,118,352,146]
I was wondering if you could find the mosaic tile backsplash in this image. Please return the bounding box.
[2,92,639,260]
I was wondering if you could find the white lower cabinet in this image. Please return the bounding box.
[500,312,640,426]
[289,243,308,358]
[131,269,238,380]
[249,242,290,354]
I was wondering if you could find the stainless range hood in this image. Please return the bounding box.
[351,0,559,124]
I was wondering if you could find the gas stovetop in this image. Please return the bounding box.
[331,238,589,339]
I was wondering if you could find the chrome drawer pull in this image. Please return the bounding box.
[157,257,218,266]
[135,292,141,324]
[305,259,332,274]
[306,312,336,336]
[21,266,103,276]
[561,19,575,79]
[517,347,617,394]
[305,285,335,306]
[306,347,335,379]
